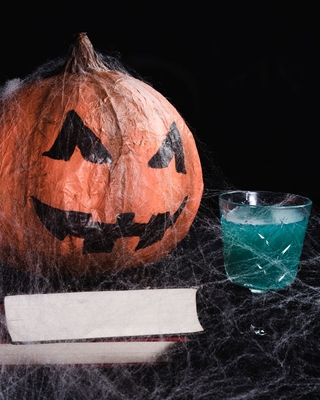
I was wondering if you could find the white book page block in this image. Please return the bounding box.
[4,288,203,342]
[0,341,178,366]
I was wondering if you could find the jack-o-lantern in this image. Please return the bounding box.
[0,33,203,276]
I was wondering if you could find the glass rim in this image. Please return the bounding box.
[219,190,312,209]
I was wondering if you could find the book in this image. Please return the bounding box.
[0,288,202,366]
[0,336,188,366]
[4,288,202,342]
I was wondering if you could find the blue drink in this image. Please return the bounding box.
[219,191,312,294]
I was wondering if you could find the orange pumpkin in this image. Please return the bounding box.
[0,33,203,276]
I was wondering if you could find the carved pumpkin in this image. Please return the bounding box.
[0,33,203,276]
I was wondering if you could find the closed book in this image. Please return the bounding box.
[1,288,202,366]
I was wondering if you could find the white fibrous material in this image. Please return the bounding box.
[1,50,320,399]
[0,78,23,98]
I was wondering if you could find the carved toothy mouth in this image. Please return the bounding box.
[31,196,188,254]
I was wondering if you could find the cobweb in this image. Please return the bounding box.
[1,53,320,400]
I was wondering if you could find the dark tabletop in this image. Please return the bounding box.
[1,196,320,400]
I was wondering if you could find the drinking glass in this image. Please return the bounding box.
[219,191,312,335]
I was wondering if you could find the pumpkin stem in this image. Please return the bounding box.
[64,33,108,73]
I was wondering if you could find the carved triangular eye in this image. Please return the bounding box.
[43,110,112,164]
[148,122,186,174]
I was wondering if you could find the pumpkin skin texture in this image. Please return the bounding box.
[0,33,203,276]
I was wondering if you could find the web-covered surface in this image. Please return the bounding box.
[1,183,320,400]
[1,60,320,400]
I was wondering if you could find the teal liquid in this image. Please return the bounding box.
[221,211,309,293]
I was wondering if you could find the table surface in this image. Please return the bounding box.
[1,206,320,400]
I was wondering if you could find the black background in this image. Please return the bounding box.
[1,2,319,205]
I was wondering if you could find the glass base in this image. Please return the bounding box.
[250,288,268,294]
[250,324,267,336]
